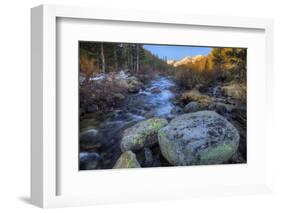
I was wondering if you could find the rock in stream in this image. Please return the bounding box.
[120,117,168,152]
[158,111,240,166]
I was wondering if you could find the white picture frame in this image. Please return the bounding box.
[31,4,274,208]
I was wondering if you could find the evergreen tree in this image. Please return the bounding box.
[226,48,247,81]
[211,48,225,72]
[100,42,105,73]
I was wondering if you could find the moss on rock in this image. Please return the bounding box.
[120,117,168,152]
[158,111,240,166]
[113,151,141,169]
[199,142,238,164]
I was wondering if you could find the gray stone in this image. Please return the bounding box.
[128,79,144,93]
[113,151,141,169]
[79,152,101,170]
[79,128,99,150]
[158,111,240,166]
[183,101,204,113]
[208,102,234,114]
[120,117,168,152]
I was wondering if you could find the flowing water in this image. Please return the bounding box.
[127,76,176,117]
[80,76,176,169]
[80,76,247,169]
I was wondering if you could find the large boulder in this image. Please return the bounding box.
[221,83,246,100]
[79,128,102,150]
[113,151,141,169]
[158,111,240,166]
[180,89,213,106]
[120,117,168,152]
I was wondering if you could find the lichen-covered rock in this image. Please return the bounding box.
[120,117,168,152]
[113,151,141,169]
[183,101,205,113]
[181,89,213,106]
[158,111,240,166]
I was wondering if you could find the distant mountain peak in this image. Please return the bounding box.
[167,55,206,67]
[167,59,176,65]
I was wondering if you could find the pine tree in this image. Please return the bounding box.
[226,48,247,81]
[100,42,105,73]
[136,44,140,73]
[211,48,225,72]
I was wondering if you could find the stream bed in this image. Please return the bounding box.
[80,76,177,170]
[79,75,246,170]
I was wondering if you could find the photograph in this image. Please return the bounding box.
[79,42,247,170]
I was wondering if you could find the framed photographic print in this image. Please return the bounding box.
[31,4,274,208]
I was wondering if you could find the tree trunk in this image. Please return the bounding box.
[101,43,105,73]
[130,46,134,72]
[114,46,118,72]
[96,47,100,71]
[127,45,131,70]
[136,44,140,73]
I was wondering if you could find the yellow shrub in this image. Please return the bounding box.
[80,54,99,77]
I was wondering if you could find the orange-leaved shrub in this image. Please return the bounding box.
[80,54,99,79]
[175,67,217,90]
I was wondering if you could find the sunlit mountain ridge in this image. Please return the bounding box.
[167,55,206,67]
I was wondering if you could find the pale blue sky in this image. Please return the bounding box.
[143,45,212,60]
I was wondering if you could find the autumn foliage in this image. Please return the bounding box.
[79,54,99,77]
[174,48,246,90]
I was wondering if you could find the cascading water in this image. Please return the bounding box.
[80,76,177,169]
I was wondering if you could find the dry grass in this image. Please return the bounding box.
[80,73,129,114]
[175,68,217,90]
